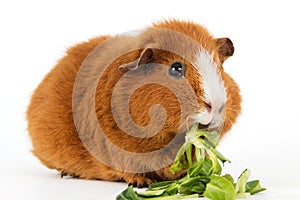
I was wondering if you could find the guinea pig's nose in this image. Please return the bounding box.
[198,123,210,130]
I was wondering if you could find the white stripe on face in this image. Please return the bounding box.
[193,48,226,126]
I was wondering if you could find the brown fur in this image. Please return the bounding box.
[27,20,241,187]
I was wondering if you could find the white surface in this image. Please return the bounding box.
[1,0,300,199]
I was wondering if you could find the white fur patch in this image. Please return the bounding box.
[194,48,226,125]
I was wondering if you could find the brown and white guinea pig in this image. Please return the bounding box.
[27,19,241,187]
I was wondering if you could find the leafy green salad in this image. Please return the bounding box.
[117,124,265,200]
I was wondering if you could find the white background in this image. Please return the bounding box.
[1,0,299,199]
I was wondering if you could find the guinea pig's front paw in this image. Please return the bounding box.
[60,170,80,179]
[125,175,154,188]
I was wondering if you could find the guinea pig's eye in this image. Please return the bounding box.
[168,62,185,79]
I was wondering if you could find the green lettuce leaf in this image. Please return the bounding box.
[245,180,266,195]
[116,124,266,200]
[203,174,236,200]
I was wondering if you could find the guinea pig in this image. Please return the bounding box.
[27,19,241,187]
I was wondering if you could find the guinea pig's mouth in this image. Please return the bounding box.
[179,122,220,140]
[197,123,221,132]
[186,112,224,134]
[198,123,210,131]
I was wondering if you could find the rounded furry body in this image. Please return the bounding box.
[27,20,241,187]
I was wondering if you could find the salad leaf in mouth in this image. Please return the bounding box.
[116,123,266,200]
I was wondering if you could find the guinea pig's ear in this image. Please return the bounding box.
[215,38,234,63]
[119,48,154,73]
[137,48,154,66]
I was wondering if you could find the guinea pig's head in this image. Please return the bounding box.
[112,21,241,147]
